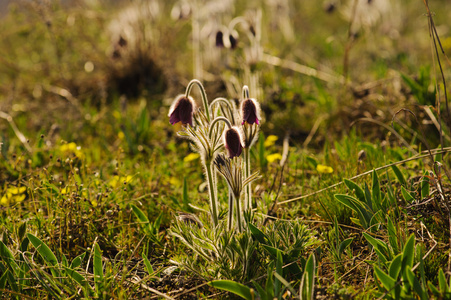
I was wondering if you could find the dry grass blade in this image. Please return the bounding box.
[261,53,344,84]
[0,111,32,153]
[422,0,451,134]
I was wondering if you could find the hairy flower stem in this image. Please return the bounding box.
[228,189,234,232]
[234,193,243,232]
[209,117,232,139]
[185,79,210,122]
[205,160,218,227]
[243,147,251,212]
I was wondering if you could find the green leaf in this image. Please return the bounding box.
[0,270,8,289]
[338,238,353,257]
[27,233,58,267]
[402,234,415,270]
[248,223,269,245]
[387,217,399,254]
[428,281,440,296]
[93,242,103,292]
[266,262,274,299]
[70,253,86,269]
[364,183,373,211]
[306,156,318,168]
[374,266,396,291]
[274,272,298,298]
[421,175,430,199]
[0,240,20,276]
[438,268,448,293]
[61,253,68,268]
[208,280,253,300]
[401,186,415,203]
[405,267,427,300]
[335,194,370,229]
[391,164,406,186]
[63,265,88,288]
[131,204,150,229]
[27,233,60,279]
[363,232,389,263]
[344,179,366,203]
[300,253,316,300]
[389,254,402,279]
[252,280,268,300]
[142,253,154,276]
[372,170,381,210]
[17,222,27,242]
[262,244,280,257]
[275,250,283,297]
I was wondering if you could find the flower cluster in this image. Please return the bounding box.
[168,79,261,231]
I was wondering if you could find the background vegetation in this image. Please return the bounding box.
[0,0,450,298]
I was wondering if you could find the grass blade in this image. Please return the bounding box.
[208,280,253,300]
[93,242,103,293]
[27,233,60,278]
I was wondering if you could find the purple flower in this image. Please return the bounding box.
[241,98,260,125]
[168,95,196,126]
[224,127,243,158]
[215,30,225,48]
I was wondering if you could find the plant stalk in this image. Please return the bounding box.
[228,189,234,232]
[185,79,210,122]
[205,160,218,227]
[243,147,251,212]
[234,192,242,232]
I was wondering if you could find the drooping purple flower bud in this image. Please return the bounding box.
[224,127,244,158]
[168,95,196,126]
[240,98,260,125]
[229,30,239,49]
[215,30,225,48]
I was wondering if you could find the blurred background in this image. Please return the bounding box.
[0,0,450,150]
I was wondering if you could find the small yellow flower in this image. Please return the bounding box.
[169,176,181,186]
[264,135,278,147]
[1,186,27,206]
[109,175,133,188]
[91,200,98,207]
[59,142,84,159]
[113,110,122,120]
[317,164,333,174]
[183,153,200,162]
[266,153,283,163]
[118,131,125,140]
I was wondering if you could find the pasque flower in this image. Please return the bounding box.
[168,95,196,126]
[240,98,260,125]
[224,127,243,158]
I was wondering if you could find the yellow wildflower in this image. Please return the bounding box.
[183,153,200,162]
[109,175,133,188]
[317,164,333,174]
[118,131,125,140]
[266,153,283,163]
[59,142,84,159]
[1,186,27,205]
[264,135,278,147]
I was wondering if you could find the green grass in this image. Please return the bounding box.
[1,0,451,299]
